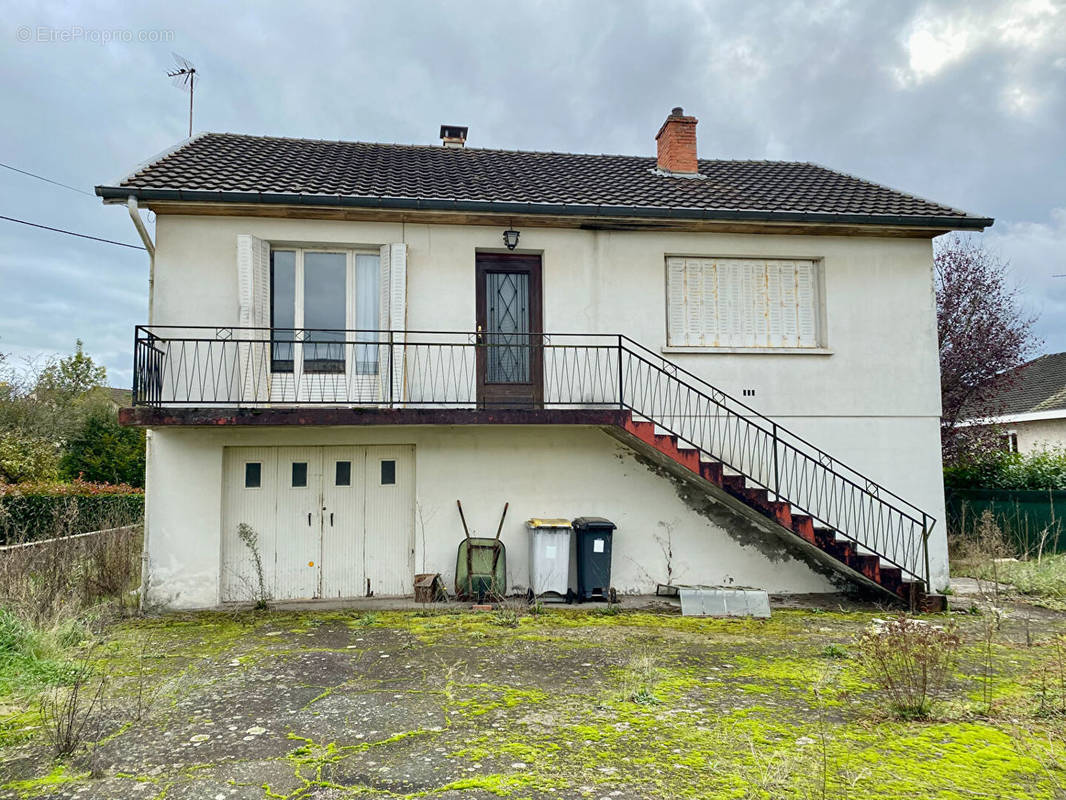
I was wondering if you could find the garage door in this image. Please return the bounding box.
[221,445,414,602]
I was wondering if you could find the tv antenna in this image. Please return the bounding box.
[167,53,197,138]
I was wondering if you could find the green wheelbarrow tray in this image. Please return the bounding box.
[455,537,507,601]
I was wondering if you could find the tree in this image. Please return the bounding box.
[0,342,110,448]
[59,412,145,488]
[936,236,1040,463]
[0,342,115,484]
[35,339,107,405]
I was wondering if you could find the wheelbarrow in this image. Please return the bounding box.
[455,500,508,602]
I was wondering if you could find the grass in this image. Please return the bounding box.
[964,553,1066,606]
[950,510,1066,609]
[0,608,74,694]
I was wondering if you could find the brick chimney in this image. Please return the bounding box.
[655,107,699,174]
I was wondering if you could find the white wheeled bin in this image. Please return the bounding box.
[525,518,573,603]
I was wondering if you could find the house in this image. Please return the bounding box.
[963,352,1066,453]
[96,108,992,610]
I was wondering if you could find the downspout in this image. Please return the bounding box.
[127,195,156,318]
[127,195,155,609]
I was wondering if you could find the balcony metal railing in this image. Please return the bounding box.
[132,325,933,589]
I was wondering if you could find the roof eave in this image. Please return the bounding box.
[94,186,995,231]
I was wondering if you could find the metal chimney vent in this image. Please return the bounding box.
[440,124,468,148]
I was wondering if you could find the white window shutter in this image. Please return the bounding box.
[667,258,687,345]
[389,243,407,403]
[796,262,817,347]
[379,244,393,331]
[236,235,270,403]
[665,256,820,350]
[378,244,407,403]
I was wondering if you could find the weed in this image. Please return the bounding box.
[236,523,268,610]
[855,615,960,720]
[353,612,380,628]
[619,649,661,705]
[596,603,621,617]
[492,607,520,628]
[819,643,849,660]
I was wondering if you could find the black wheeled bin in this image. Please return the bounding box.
[572,517,616,602]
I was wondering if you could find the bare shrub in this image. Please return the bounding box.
[40,657,107,758]
[855,615,961,719]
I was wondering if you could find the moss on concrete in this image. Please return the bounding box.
[3,604,1066,798]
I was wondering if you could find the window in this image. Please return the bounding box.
[1002,432,1019,453]
[335,460,352,486]
[244,462,262,488]
[380,459,396,485]
[291,462,308,487]
[270,248,381,373]
[666,257,820,349]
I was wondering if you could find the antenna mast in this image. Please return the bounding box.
[167,54,198,138]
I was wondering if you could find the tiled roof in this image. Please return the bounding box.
[97,132,992,227]
[977,353,1066,418]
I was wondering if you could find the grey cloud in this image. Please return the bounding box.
[1,0,1063,380]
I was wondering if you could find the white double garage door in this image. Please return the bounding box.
[221,445,414,602]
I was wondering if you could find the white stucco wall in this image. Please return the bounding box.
[145,213,949,599]
[144,425,839,609]
[1010,419,1066,453]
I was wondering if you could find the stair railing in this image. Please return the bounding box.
[615,335,932,589]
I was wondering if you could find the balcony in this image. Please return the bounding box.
[131,326,630,412]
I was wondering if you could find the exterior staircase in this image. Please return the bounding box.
[605,337,943,611]
[608,414,939,609]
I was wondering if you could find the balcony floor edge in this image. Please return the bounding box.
[118,406,630,428]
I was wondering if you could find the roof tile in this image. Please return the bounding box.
[105,132,989,223]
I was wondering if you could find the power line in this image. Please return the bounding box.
[0,214,145,250]
[0,162,94,197]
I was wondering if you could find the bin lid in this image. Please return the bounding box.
[526,518,573,529]
[572,516,616,530]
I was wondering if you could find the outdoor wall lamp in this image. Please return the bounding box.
[502,228,520,250]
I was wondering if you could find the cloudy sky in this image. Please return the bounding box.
[1,0,1064,386]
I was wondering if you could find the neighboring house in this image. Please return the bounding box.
[104,387,133,409]
[963,353,1066,454]
[96,108,992,610]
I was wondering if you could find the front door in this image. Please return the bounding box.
[476,253,543,408]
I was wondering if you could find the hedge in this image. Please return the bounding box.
[0,480,144,545]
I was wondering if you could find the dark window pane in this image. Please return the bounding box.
[486,271,530,383]
[244,462,261,488]
[380,459,396,485]
[304,252,346,373]
[271,250,296,372]
[335,461,351,486]
[291,462,308,487]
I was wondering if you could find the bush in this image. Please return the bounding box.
[0,430,60,483]
[856,615,961,719]
[60,412,145,488]
[946,446,1066,491]
[0,480,143,544]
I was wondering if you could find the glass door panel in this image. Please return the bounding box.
[303,252,346,374]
